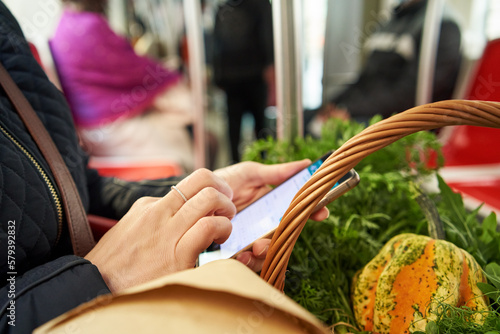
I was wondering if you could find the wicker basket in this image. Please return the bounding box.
[260,99,500,291]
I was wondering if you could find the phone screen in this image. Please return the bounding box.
[219,159,325,259]
[198,154,358,266]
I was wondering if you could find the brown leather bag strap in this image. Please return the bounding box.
[0,62,95,256]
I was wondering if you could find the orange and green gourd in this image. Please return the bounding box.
[351,233,489,333]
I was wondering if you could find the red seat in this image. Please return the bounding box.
[88,157,183,181]
[465,38,500,102]
[439,38,500,216]
[87,214,119,241]
[442,38,500,166]
[442,126,500,166]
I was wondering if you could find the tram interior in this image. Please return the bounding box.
[4,0,500,216]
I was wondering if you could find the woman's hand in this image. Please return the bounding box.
[214,160,330,271]
[85,169,236,294]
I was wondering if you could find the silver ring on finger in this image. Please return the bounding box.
[171,185,188,203]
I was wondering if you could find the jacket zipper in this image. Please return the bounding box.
[0,124,63,244]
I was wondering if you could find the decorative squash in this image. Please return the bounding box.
[351,233,489,333]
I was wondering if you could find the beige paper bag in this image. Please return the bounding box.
[35,259,329,333]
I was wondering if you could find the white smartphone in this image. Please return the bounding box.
[197,151,360,266]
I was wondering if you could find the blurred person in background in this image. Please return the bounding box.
[212,0,275,162]
[311,0,461,131]
[50,0,196,172]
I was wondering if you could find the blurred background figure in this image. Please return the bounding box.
[310,0,462,131]
[50,0,196,172]
[212,0,275,162]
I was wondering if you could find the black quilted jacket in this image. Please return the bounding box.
[0,3,182,332]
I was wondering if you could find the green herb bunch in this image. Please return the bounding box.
[242,117,500,333]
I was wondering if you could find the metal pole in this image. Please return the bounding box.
[183,0,207,169]
[273,0,304,141]
[107,0,128,36]
[416,0,445,106]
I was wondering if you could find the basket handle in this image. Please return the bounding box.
[260,100,500,290]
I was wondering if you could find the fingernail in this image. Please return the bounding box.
[237,254,252,266]
[257,245,269,257]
